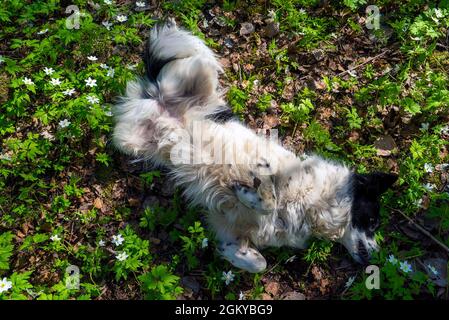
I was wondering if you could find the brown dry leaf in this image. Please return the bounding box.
[374,135,396,157]
[349,131,360,142]
[319,278,330,294]
[264,281,280,296]
[262,114,280,129]
[281,291,306,300]
[128,198,141,207]
[313,80,326,90]
[93,197,103,209]
[311,265,323,280]
[260,293,273,300]
[240,22,255,36]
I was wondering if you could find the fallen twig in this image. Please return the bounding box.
[389,206,449,254]
[336,50,390,77]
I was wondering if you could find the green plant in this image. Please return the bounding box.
[303,239,333,265]
[0,232,14,270]
[112,226,151,281]
[139,265,183,300]
[281,98,314,123]
[179,221,207,270]
[228,85,249,114]
[345,107,363,129]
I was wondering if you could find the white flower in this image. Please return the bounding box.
[0,278,12,293]
[104,0,113,4]
[23,77,34,85]
[399,260,412,273]
[106,68,115,78]
[126,63,138,70]
[136,1,145,7]
[116,15,128,23]
[87,55,98,62]
[420,123,429,131]
[299,8,306,14]
[43,67,54,75]
[100,63,109,69]
[87,95,100,104]
[85,77,97,87]
[441,125,449,135]
[0,154,12,161]
[41,131,54,141]
[58,119,71,128]
[37,28,48,35]
[424,163,434,173]
[102,20,113,30]
[63,88,76,96]
[388,254,398,265]
[435,8,444,19]
[201,238,208,248]
[116,252,128,261]
[221,270,235,285]
[112,234,124,246]
[423,183,436,192]
[345,276,356,288]
[50,234,61,242]
[238,291,245,300]
[99,240,106,247]
[414,198,423,208]
[50,78,62,86]
[348,69,357,77]
[105,110,113,117]
[427,264,439,276]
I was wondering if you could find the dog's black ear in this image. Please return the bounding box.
[354,172,398,197]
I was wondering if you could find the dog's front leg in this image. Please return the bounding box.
[217,238,267,273]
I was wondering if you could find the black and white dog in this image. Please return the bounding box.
[112,20,397,273]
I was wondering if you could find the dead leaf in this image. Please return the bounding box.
[374,135,396,157]
[240,22,255,36]
[93,198,103,209]
[281,291,306,300]
[262,114,280,129]
[181,276,201,294]
[128,198,140,207]
[260,293,273,300]
[265,281,280,296]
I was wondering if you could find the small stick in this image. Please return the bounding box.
[389,207,449,254]
[336,50,390,77]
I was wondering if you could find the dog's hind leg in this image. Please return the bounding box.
[218,241,267,273]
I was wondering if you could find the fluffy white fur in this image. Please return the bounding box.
[112,21,376,273]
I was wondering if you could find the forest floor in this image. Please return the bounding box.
[0,0,448,300]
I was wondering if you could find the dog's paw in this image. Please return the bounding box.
[232,182,275,214]
[219,243,267,273]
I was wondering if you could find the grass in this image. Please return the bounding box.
[0,0,449,300]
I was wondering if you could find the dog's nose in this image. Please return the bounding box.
[355,240,371,265]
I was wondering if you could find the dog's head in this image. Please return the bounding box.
[339,172,398,264]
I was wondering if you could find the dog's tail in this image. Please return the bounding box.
[112,20,223,159]
[143,19,223,106]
